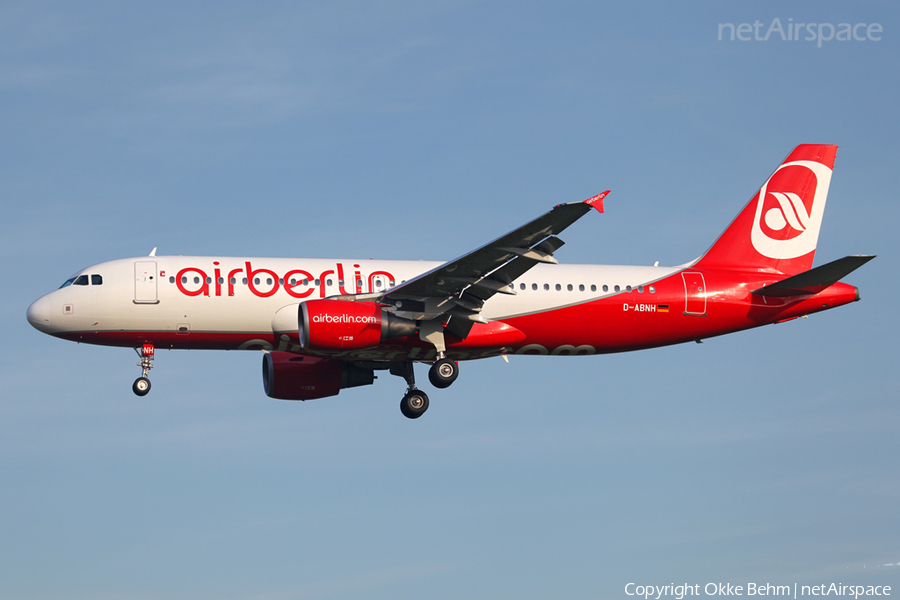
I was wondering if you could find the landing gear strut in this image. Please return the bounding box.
[391,361,429,419]
[133,344,154,397]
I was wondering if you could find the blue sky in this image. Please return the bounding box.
[2,2,898,599]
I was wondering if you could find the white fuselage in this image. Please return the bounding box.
[27,255,679,352]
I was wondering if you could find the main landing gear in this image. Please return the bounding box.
[132,344,154,396]
[391,356,460,419]
[391,361,427,419]
[428,357,459,389]
[401,388,429,419]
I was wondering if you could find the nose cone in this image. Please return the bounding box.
[26,295,56,334]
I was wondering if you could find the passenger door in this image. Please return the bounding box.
[134,261,159,304]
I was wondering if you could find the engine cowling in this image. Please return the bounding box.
[299,299,416,351]
[262,352,374,400]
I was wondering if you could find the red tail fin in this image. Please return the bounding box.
[694,144,837,276]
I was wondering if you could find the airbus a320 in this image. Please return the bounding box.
[27,145,873,418]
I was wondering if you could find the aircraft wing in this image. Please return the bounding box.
[375,192,608,334]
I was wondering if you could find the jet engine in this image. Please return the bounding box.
[262,352,375,400]
[299,299,416,351]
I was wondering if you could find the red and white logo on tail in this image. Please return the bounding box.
[750,157,832,260]
[694,144,837,276]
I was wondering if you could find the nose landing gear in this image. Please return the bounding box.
[133,344,154,396]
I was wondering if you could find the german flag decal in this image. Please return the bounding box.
[657,304,670,313]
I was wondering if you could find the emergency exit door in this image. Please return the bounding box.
[681,272,707,316]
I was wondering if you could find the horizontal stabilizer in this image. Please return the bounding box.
[752,255,875,297]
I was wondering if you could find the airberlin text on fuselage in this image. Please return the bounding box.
[175,262,396,299]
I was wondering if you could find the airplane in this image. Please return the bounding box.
[26,144,873,419]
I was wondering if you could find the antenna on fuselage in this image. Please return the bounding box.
[149,248,157,257]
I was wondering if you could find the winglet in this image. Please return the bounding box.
[584,190,610,213]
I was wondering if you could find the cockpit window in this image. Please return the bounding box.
[59,273,100,288]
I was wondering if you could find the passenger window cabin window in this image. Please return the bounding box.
[567,284,573,291]
[626,285,632,292]
[543,284,550,291]
[638,285,644,293]
[579,284,585,292]
[327,279,333,286]
[614,285,620,292]
[591,284,597,292]
[649,286,656,294]
[532,283,538,291]
[242,278,248,285]
[266,278,273,285]
[602,285,608,292]
[169,276,175,284]
[91,274,102,285]
[74,275,89,286]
